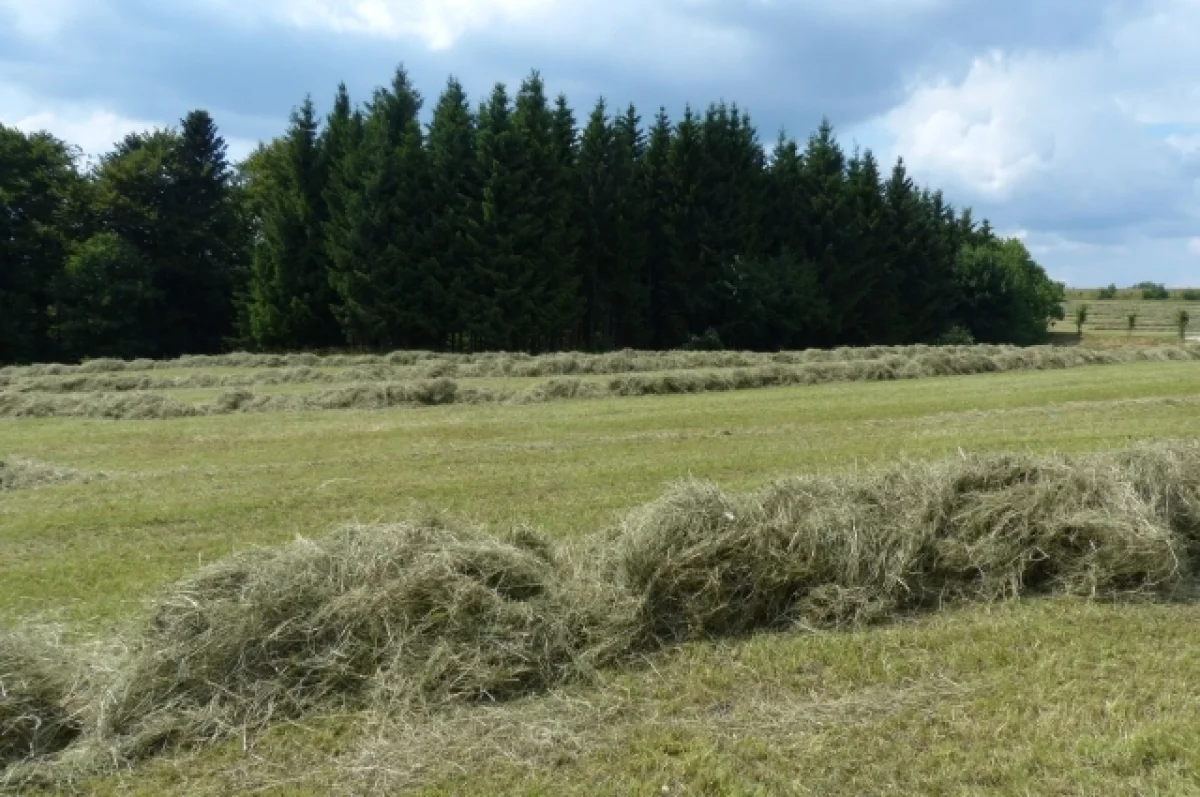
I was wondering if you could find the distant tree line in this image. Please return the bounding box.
[0,66,1066,365]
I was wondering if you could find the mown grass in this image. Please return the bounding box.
[5,357,1200,794]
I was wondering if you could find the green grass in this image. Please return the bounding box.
[6,358,1200,793]
[1061,297,1200,339]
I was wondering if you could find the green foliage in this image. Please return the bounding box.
[1180,289,1200,301]
[1136,281,1170,300]
[57,233,160,359]
[1098,284,1118,300]
[1127,312,1138,333]
[682,327,725,351]
[1074,303,1089,335]
[247,97,341,351]
[0,125,82,364]
[3,65,1078,363]
[953,238,1065,345]
[1177,309,1191,339]
[326,66,433,348]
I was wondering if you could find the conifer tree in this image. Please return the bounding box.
[800,119,855,345]
[575,97,618,349]
[326,66,433,348]
[663,106,705,345]
[248,97,340,349]
[475,82,524,350]
[427,77,483,351]
[162,110,245,355]
[511,72,578,350]
[642,108,675,349]
[610,104,650,347]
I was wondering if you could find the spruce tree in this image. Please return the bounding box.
[326,66,433,348]
[663,106,705,345]
[800,119,854,345]
[475,82,524,350]
[162,110,244,355]
[843,148,894,344]
[575,97,618,349]
[248,97,340,350]
[610,104,650,348]
[642,108,675,349]
[427,77,483,352]
[511,72,579,350]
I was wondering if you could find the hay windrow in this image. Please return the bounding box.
[6,441,1200,783]
[0,459,94,491]
[4,344,1200,420]
[0,633,83,769]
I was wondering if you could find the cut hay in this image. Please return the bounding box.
[0,633,82,769]
[0,459,91,491]
[95,518,636,760]
[7,441,1200,779]
[616,444,1200,641]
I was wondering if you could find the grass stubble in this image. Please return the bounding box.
[4,441,1200,792]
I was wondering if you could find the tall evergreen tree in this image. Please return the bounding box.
[163,110,244,355]
[610,104,650,347]
[800,119,855,345]
[843,148,894,344]
[575,97,618,349]
[248,97,340,350]
[511,72,579,350]
[475,82,524,350]
[663,106,705,346]
[642,108,676,349]
[326,66,433,348]
[426,77,483,351]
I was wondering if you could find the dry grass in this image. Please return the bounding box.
[0,633,83,770]
[6,441,1200,789]
[0,459,92,491]
[4,344,1199,420]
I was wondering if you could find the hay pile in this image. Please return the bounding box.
[617,445,1199,641]
[0,459,90,491]
[6,442,1200,779]
[0,634,82,768]
[95,518,636,760]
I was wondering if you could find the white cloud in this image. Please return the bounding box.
[211,0,554,50]
[1,83,257,162]
[871,0,1200,285]
[0,0,78,38]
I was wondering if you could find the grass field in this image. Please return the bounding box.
[5,347,1200,794]
[1061,296,1200,342]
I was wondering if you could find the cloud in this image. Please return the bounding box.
[1,0,1198,284]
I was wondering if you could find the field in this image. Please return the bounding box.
[5,344,1200,794]
[1061,295,1200,343]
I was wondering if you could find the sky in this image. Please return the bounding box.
[2,0,1198,287]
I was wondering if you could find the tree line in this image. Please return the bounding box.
[1,65,1065,365]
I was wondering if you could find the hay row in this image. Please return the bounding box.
[6,441,1200,785]
[4,345,1200,421]
[0,459,93,491]
[0,342,1157,380]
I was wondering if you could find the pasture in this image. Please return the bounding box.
[4,346,1200,794]
[1061,296,1200,343]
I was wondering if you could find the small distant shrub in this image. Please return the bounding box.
[1136,282,1170,300]
[1074,303,1089,336]
[1180,289,1200,301]
[1127,312,1138,334]
[683,328,725,352]
[1098,284,1118,300]
[1177,309,1191,340]
[935,325,976,346]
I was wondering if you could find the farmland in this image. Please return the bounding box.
[1061,294,1200,343]
[4,343,1200,794]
